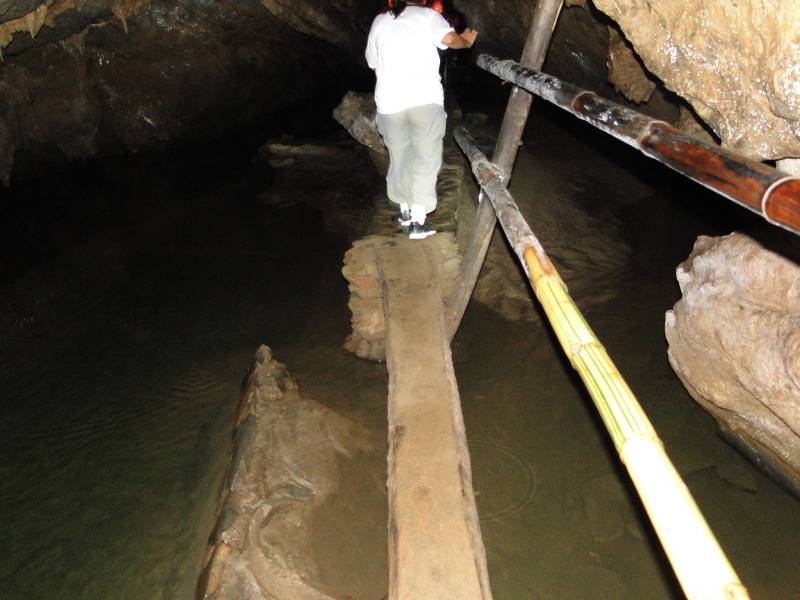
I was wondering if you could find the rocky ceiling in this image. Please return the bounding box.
[0,0,798,185]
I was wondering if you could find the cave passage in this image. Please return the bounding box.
[1,83,800,599]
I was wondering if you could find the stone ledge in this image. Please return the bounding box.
[343,234,461,361]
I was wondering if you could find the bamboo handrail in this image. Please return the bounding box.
[443,0,564,343]
[454,125,751,600]
[476,54,800,235]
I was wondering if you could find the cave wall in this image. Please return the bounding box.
[0,0,374,185]
[451,0,612,94]
[2,0,800,181]
[0,0,674,186]
[451,0,800,159]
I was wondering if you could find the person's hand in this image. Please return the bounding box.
[442,28,479,49]
[461,28,478,47]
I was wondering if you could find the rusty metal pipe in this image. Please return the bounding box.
[477,54,800,235]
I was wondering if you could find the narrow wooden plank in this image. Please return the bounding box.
[379,240,491,600]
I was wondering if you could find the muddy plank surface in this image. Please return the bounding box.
[379,240,492,600]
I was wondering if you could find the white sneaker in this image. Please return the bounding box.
[408,222,436,240]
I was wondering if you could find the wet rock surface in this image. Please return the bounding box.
[666,233,800,493]
[332,92,384,154]
[606,27,655,105]
[592,0,800,160]
[198,345,375,600]
[342,233,460,361]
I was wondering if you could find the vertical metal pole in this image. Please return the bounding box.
[444,0,564,341]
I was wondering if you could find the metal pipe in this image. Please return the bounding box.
[443,0,564,342]
[454,125,751,600]
[476,54,800,235]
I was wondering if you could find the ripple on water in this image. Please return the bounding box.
[468,439,537,521]
[0,353,234,599]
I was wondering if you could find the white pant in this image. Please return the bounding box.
[377,103,446,215]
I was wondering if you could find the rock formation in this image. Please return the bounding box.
[342,233,461,361]
[332,92,383,155]
[332,91,388,175]
[198,345,374,599]
[5,0,799,183]
[451,0,800,157]
[606,27,655,105]
[591,0,800,160]
[259,0,370,54]
[452,2,615,96]
[0,0,370,185]
[665,233,800,494]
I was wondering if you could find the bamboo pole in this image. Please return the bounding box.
[443,0,564,342]
[454,126,751,600]
[476,54,800,236]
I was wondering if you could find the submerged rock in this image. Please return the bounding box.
[197,345,374,599]
[665,233,800,494]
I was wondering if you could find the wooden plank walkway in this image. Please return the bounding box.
[378,239,492,600]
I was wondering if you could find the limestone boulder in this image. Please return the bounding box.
[592,0,800,160]
[198,345,374,599]
[665,233,800,492]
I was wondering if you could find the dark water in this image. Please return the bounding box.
[1,105,799,600]
[0,137,375,599]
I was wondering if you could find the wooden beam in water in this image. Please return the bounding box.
[444,0,564,342]
[453,126,750,600]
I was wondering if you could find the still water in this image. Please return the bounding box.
[1,110,799,600]
[0,139,372,599]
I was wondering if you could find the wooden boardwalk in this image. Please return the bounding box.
[378,238,492,600]
[342,109,492,598]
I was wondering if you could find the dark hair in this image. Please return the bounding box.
[390,0,406,18]
[390,0,425,18]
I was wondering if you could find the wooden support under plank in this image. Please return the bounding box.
[378,240,492,600]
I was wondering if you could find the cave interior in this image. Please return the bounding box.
[1,0,799,599]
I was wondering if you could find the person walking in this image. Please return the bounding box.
[366,1,478,239]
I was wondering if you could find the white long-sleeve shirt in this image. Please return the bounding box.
[365,6,454,115]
